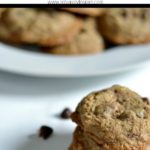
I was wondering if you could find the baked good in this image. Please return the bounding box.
[61,8,104,16]
[99,8,150,44]
[69,126,102,150]
[0,8,37,43]
[70,85,150,150]
[69,126,85,150]
[0,8,83,46]
[0,8,7,20]
[44,18,104,55]
[0,8,6,15]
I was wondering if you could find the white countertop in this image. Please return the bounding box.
[0,63,150,150]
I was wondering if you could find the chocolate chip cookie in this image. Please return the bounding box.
[99,8,150,44]
[69,126,85,150]
[0,8,83,46]
[70,85,150,150]
[69,126,102,150]
[44,18,104,55]
[0,8,6,16]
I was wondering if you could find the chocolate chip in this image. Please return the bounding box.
[117,113,128,120]
[121,10,127,18]
[142,97,150,104]
[60,108,72,119]
[114,89,118,93]
[127,133,139,139]
[141,9,147,19]
[39,125,53,140]
[80,29,86,33]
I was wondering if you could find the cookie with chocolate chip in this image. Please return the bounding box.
[44,18,104,55]
[71,85,150,150]
[0,8,6,16]
[69,126,103,150]
[0,8,83,46]
[99,8,150,44]
[69,126,85,150]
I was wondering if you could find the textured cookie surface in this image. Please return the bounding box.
[69,126,85,150]
[99,8,150,44]
[0,8,37,43]
[69,126,103,150]
[71,85,150,150]
[62,8,104,16]
[44,18,104,55]
[0,8,83,46]
[70,126,150,150]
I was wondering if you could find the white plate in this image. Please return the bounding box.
[0,43,150,77]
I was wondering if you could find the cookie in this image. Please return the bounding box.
[69,126,85,150]
[43,18,104,55]
[99,8,150,44]
[0,8,83,46]
[61,8,104,17]
[0,8,7,20]
[0,8,6,15]
[69,126,102,150]
[0,8,38,43]
[71,85,150,150]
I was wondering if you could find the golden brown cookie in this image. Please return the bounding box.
[69,126,103,150]
[0,8,6,15]
[70,126,150,150]
[0,8,7,22]
[69,126,85,150]
[43,18,104,55]
[71,85,150,150]
[99,8,150,44]
[0,8,37,43]
[0,8,83,46]
[61,8,104,17]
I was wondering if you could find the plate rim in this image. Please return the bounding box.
[0,43,150,78]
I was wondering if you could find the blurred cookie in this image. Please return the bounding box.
[0,8,37,43]
[0,8,6,15]
[61,8,104,16]
[99,8,150,44]
[0,8,7,19]
[71,85,150,150]
[43,18,104,55]
[0,8,83,46]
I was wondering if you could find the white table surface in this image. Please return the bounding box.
[0,63,150,150]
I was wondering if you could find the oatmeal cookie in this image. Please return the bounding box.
[44,18,104,55]
[99,8,150,44]
[0,8,83,46]
[69,126,103,150]
[71,85,150,150]
[0,8,6,16]
[69,126,85,150]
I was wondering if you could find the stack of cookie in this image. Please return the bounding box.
[0,8,150,55]
[69,85,150,150]
[0,8,105,55]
